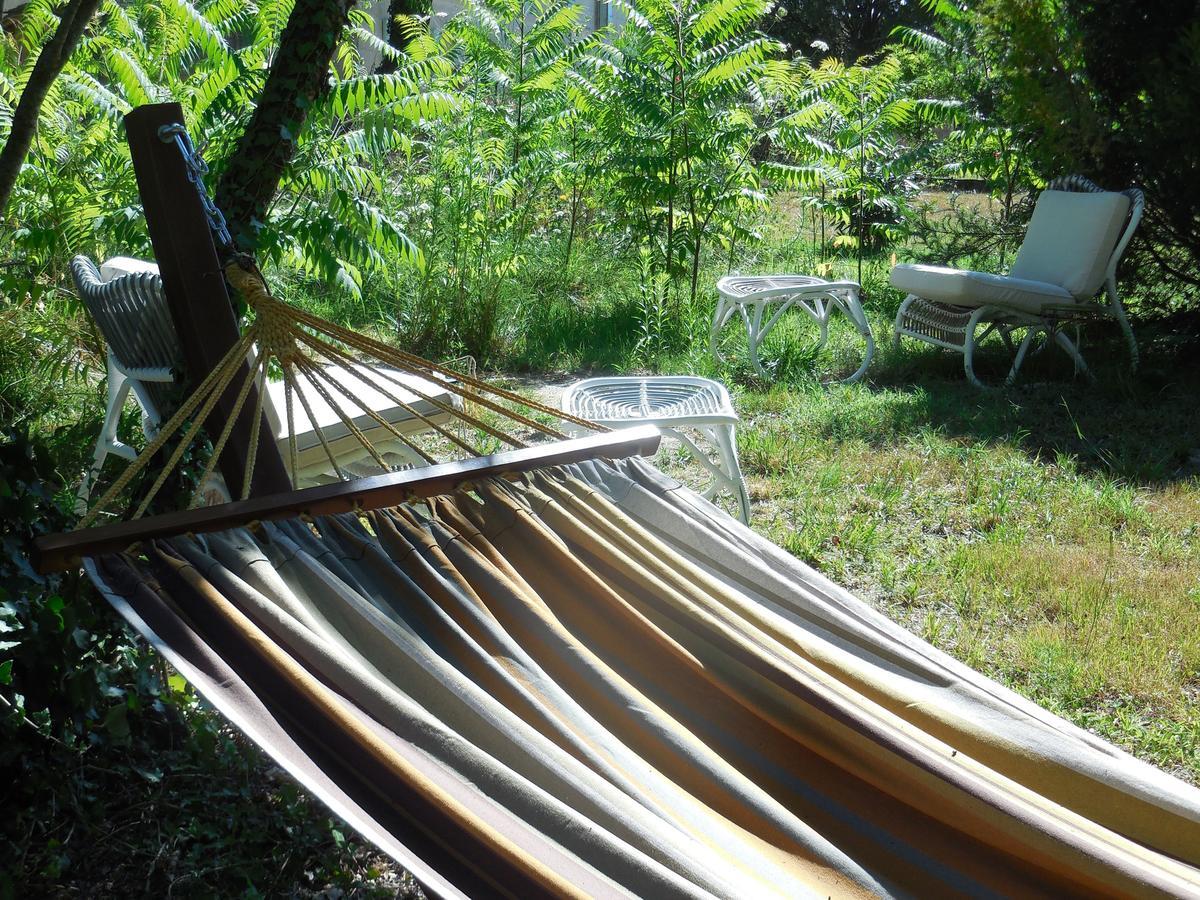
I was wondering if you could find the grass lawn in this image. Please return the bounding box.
[638,308,1200,784]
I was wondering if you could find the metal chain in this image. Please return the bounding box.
[157,123,234,252]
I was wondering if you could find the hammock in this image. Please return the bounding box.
[40,108,1200,897]
[83,459,1200,897]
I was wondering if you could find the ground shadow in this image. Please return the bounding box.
[856,323,1200,485]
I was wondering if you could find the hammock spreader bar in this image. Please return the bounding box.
[33,424,661,574]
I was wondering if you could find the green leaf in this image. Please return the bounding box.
[103,704,130,743]
[133,765,163,783]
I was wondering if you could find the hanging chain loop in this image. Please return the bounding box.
[157,123,234,253]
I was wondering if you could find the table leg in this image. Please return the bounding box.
[710,297,731,363]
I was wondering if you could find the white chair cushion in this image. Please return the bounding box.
[890,264,1073,314]
[1009,189,1130,299]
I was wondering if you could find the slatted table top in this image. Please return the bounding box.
[716,273,859,301]
[561,376,739,426]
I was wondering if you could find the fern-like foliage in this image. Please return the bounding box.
[1,0,957,367]
[774,51,953,269]
[373,0,603,359]
[595,0,799,302]
[0,0,451,299]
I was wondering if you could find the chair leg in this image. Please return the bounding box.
[1107,280,1139,371]
[813,298,830,352]
[76,363,134,514]
[710,298,730,364]
[1052,329,1093,380]
[893,294,918,351]
[842,328,875,385]
[746,304,768,378]
[75,440,109,515]
[665,425,750,524]
[962,307,993,390]
[1004,328,1041,386]
[712,424,751,525]
[826,291,874,384]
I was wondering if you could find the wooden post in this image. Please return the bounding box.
[124,103,291,499]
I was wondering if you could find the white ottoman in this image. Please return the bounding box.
[712,274,875,383]
[561,376,751,523]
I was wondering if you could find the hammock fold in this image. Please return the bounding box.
[87,459,1200,899]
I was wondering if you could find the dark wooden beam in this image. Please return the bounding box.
[124,103,290,499]
[34,425,662,573]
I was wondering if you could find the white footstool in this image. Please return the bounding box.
[561,375,751,523]
[712,274,875,383]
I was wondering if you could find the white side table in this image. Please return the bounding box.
[561,376,751,524]
[712,274,875,383]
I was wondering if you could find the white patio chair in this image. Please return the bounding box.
[891,176,1143,388]
[71,255,460,509]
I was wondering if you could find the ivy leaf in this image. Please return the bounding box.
[45,595,66,633]
[133,765,163,783]
[103,704,130,744]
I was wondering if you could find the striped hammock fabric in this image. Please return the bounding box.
[87,459,1200,898]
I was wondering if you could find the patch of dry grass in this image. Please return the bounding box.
[632,361,1200,782]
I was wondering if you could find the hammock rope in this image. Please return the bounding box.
[76,258,607,530]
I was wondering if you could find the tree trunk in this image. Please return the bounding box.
[380,0,431,71]
[0,0,104,218]
[213,0,355,253]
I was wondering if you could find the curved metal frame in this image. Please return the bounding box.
[892,176,1144,388]
[1048,175,1144,370]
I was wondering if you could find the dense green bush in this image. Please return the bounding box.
[0,425,414,896]
[0,0,441,290]
[978,0,1200,317]
[3,0,954,365]
[765,0,932,62]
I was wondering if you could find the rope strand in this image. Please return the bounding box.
[77,261,607,526]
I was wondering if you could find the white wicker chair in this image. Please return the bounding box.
[891,176,1144,388]
[72,256,459,509]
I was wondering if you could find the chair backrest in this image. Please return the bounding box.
[74,256,293,437]
[1009,176,1144,301]
[71,255,184,419]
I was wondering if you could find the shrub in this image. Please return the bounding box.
[979,0,1200,317]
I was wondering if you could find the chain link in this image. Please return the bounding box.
[157,123,234,252]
